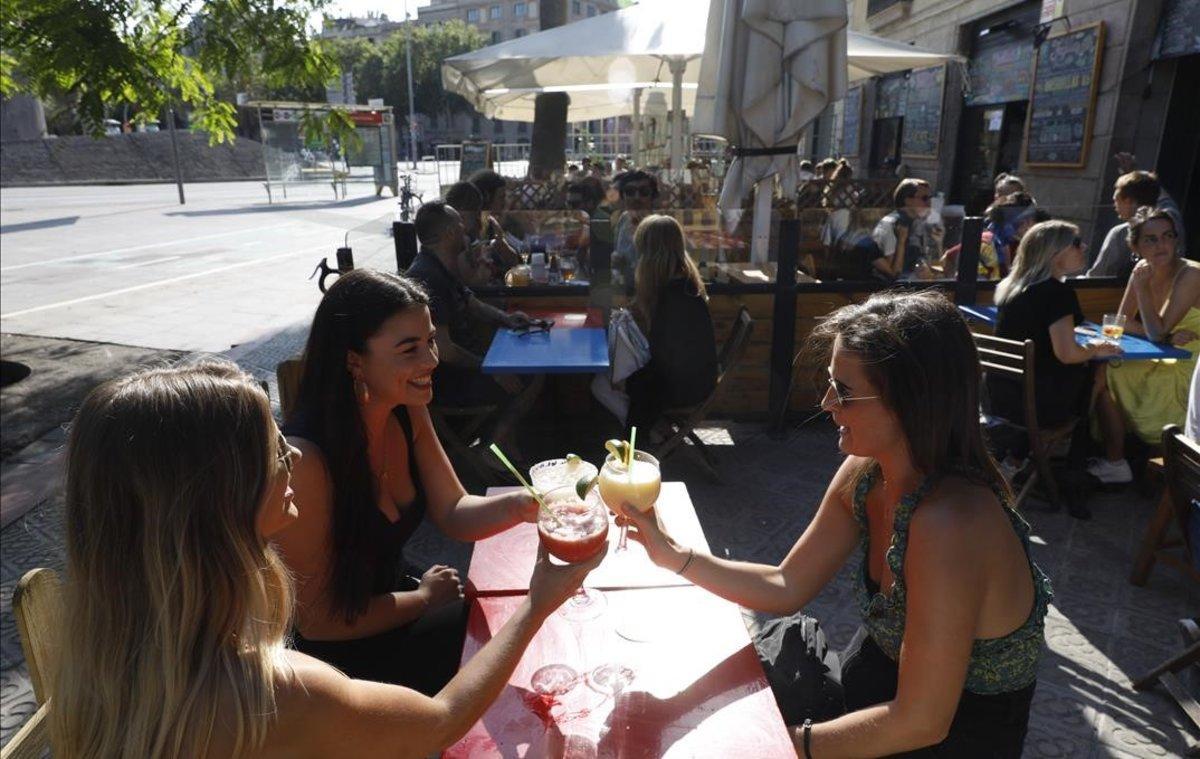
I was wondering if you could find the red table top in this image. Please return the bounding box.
[520,308,605,329]
[443,586,793,758]
[469,484,711,596]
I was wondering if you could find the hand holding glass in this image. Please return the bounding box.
[598,450,661,552]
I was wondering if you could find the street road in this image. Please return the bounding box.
[0,180,421,353]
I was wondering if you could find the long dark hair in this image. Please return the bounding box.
[808,290,1010,499]
[289,269,430,623]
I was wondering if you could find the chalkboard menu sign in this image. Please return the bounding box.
[875,73,907,119]
[1024,23,1105,168]
[842,86,863,158]
[1154,0,1200,60]
[901,65,945,158]
[460,139,491,179]
[966,40,1034,106]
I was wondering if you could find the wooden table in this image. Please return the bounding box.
[444,587,793,758]
[468,485,711,596]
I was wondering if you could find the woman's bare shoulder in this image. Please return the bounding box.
[913,477,1002,535]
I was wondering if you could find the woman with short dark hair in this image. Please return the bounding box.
[621,290,1051,756]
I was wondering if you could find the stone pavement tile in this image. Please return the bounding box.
[1094,704,1196,758]
[1050,592,1118,639]
[1023,718,1098,757]
[1102,634,1180,691]
[1040,611,1114,686]
[1111,609,1187,651]
[0,457,62,530]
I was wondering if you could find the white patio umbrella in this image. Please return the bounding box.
[442,1,958,181]
[443,0,702,170]
[692,0,847,264]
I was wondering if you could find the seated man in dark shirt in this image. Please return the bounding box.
[407,199,543,461]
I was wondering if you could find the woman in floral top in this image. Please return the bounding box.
[622,291,1051,757]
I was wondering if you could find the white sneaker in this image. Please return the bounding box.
[1087,457,1133,484]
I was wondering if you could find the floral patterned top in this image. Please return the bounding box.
[851,467,1053,695]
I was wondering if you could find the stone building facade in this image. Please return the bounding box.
[837,0,1198,246]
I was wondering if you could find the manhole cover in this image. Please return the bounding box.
[0,360,31,388]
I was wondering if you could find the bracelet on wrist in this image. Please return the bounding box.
[677,547,695,576]
[802,719,814,758]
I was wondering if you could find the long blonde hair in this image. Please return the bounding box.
[995,220,1079,306]
[52,361,293,758]
[632,214,707,331]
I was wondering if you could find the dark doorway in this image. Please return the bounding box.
[951,100,1028,214]
[1155,53,1200,252]
[870,117,902,177]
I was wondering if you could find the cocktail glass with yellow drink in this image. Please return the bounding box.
[597,441,660,552]
[1102,313,1126,345]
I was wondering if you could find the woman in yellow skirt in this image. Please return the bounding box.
[1090,207,1200,483]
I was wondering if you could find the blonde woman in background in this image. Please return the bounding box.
[624,214,718,433]
[51,361,598,758]
[985,222,1120,482]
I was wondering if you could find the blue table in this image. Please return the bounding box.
[957,304,1191,361]
[1074,323,1191,361]
[482,326,609,374]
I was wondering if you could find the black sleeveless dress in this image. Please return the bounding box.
[284,405,468,695]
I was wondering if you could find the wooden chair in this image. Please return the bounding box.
[276,356,305,419]
[1133,617,1200,755]
[653,306,754,482]
[2,568,63,758]
[973,333,1077,510]
[1131,425,1200,586]
[0,702,49,759]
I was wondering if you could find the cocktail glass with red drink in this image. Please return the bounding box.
[539,485,609,619]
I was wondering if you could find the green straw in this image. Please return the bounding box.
[488,443,560,526]
[626,426,636,469]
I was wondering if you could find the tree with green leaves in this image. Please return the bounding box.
[322,20,486,128]
[1,0,338,142]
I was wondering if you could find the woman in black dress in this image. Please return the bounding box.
[277,270,539,693]
[988,221,1120,462]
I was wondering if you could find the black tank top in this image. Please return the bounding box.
[283,405,428,595]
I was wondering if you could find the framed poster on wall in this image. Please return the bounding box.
[901,65,946,159]
[1023,22,1105,168]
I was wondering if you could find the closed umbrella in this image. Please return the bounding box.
[693,0,847,263]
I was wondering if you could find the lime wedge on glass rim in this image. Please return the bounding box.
[575,473,598,500]
[604,439,629,463]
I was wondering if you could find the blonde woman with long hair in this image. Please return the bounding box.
[987,221,1119,483]
[622,214,718,432]
[52,361,599,758]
